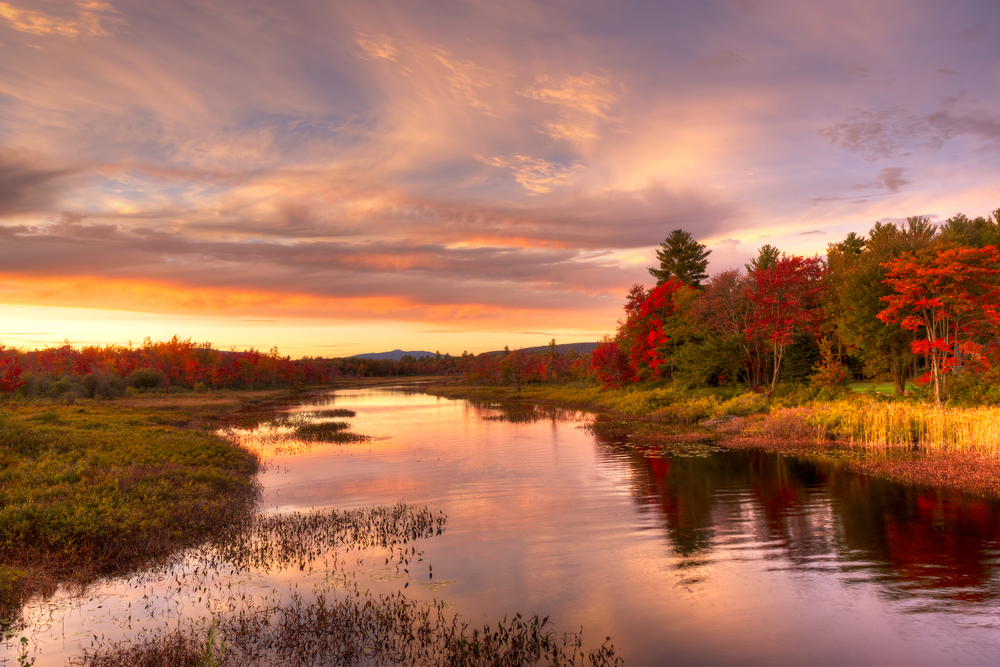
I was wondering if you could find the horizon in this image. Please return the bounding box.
[2,1,998,355]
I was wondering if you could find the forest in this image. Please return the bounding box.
[591,210,1000,406]
[2,209,999,407]
[0,335,592,400]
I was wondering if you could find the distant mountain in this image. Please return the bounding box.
[484,342,599,355]
[347,349,441,361]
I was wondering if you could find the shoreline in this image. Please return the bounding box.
[425,382,1000,501]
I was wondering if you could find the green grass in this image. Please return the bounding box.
[848,382,918,394]
[430,382,764,423]
[0,403,260,624]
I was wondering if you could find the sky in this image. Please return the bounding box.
[1,0,999,356]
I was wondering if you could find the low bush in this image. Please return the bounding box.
[127,368,166,392]
[717,392,768,417]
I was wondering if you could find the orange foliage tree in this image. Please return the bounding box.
[878,245,1000,404]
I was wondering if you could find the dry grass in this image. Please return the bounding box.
[735,399,1000,455]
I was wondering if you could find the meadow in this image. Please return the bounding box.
[0,395,269,627]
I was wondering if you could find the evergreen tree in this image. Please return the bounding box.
[745,244,781,273]
[648,229,712,288]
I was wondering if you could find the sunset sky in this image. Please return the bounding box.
[1,0,998,356]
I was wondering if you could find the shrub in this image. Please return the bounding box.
[80,373,126,399]
[127,368,166,392]
[717,392,767,417]
[50,376,75,396]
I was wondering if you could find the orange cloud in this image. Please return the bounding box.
[0,273,614,328]
[475,154,584,194]
[354,32,397,61]
[0,1,119,38]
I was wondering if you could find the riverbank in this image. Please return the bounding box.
[0,386,333,628]
[427,382,1000,500]
[0,380,451,629]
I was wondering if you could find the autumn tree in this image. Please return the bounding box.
[0,347,25,397]
[826,218,935,393]
[938,209,1000,248]
[591,336,632,389]
[649,230,712,288]
[616,279,684,380]
[879,245,1000,405]
[745,254,826,391]
[695,269,760,388]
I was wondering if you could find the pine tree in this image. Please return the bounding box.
[648,229,712,288]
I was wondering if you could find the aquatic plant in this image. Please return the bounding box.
[75,590,620,667]
[204,503,447,573]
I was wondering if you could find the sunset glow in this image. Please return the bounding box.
[2,0,998,354]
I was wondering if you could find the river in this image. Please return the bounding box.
[5,385,1000,665]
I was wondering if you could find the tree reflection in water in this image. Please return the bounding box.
[594,430,1000,611]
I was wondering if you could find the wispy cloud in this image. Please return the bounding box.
[1,0,999,351]
[0,0,120,38]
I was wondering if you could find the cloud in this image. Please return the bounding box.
[0,1,120,38]
[956,23,986,41]
[430,48,495,112]
[848,167,911,195]
[519,73,617,118]
[475,154,583,194]
[696,49,748,68]
[820,97,1000,159]
[874,167,911,193]
[354,32,397,61]
[819,107,923,160]
[519,72,620,142]
[0,151,75,217]
[0,218,644,314]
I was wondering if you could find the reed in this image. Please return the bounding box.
[75,591,620,667]
[813,399,1000,454]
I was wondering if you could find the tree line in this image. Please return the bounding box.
[591,210,1000,405]
[0,336,592,399]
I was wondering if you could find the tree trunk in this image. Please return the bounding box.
[890,346,906,395]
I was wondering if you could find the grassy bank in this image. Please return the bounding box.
[0,398,264,628]
[429,381,1000,498]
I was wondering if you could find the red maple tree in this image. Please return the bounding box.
[745,255,825,391]
[878,245,1000,404]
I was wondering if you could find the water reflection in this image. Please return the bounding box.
[7,386,1000,665]
[600,438,1000,612]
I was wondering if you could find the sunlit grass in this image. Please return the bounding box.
[0,403,260,625]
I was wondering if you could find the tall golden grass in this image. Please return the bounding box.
[811,399,1000,454]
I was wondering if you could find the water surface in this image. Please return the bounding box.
[6,386,1000,665]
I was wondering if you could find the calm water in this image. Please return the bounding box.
[6,385,1000,665]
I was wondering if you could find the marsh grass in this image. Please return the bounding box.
[433,384,767,424]
[66,501,618,667]
[811,400,1000,453]
[0,404,260,626]
[204,503,446,573]
[75,591,620,667]
[293,421,371,443]
[477,402,584,424]
[296,409,357,419]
